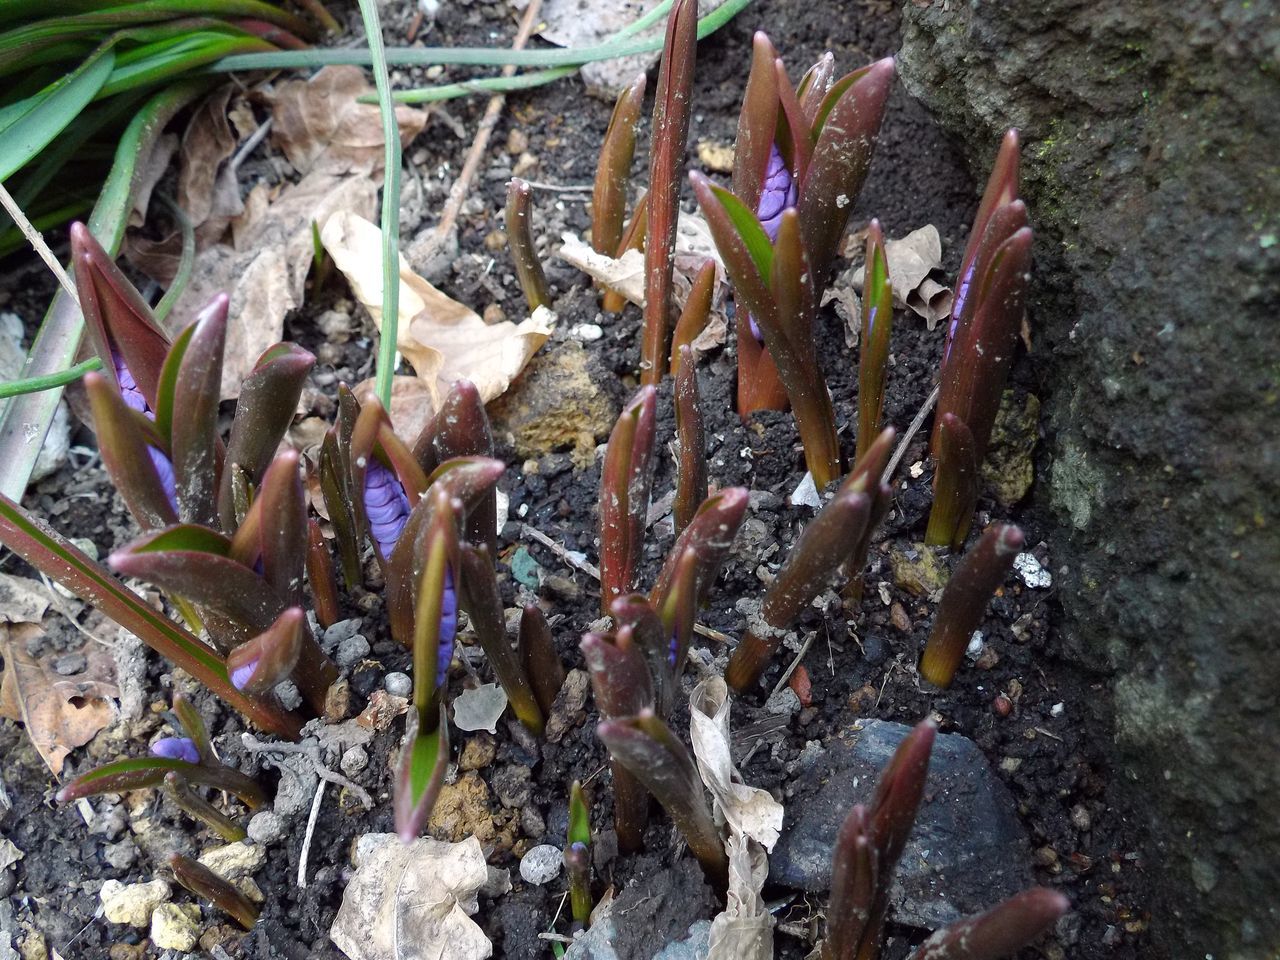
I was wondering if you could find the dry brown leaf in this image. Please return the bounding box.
[322,212,553,409]
[0,573,50,624]
[0,623,118,775]
[849,224,954,330]
[163,174,378,397]
[689,677,784,850]
[330,833,491,960]
[269,66,428,177]
[177,85,244,245]
[557,211,727,318]
[128,133,179,229]
[707,832,773,960]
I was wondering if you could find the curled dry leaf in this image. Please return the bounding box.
[849,224,954,330]
[269,66,428,177]
[330,833,492,960]
[0,623,118,775]
[689,676,784,851]
[558,233,645,304]
[322,212,553,412]
[707,831,773,960]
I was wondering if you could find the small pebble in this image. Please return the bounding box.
[519,844,562,886]
[246,811,286,846]
[275,680,302,711]
[966,631,985,659]
[384,672,412,698]
[53,653,86,676]
[335,634,371,668]
[993,693,1013,717]
[1050,702,1066,717]
[340,746,368,777]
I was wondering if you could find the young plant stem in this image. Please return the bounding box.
[592,72,646,259]
[640,0,697,385]
[597,709,728,889]
[506,177,551,311]
[669,259,715,375]
[163,773,246,842]
[518,604,565,715]
[924,413,979,550]
[920,523,1023,688]
[908,888,1070,960]
[598,386,657,614]
[0,357,102,400]
[355,0,401,409]
[168,853,260,930]
[306,519,341,628]
[856,219,893,465]
[672,345,707,536]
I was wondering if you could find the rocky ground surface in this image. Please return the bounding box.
[0,1,1153,958]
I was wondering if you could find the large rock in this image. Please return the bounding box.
[899,6,1280,958]
[771,721,1031,929]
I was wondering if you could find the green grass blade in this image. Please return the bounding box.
[0,44,114,181]
[212,0,754,72]
[98,32,274,99]
[153,194,194,323]
[355,0,400,409]
[0,357,102,399]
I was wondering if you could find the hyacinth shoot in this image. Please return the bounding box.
[113,350,177,511]
[363,457,411,558]
[150,737,200,764]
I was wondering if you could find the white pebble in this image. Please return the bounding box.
[570,323,604,341]
[1013,552,1052,589]
[519,844,563,885]
[1050,702,1065,717]
[966,631,985,659]
[384,672,412,697]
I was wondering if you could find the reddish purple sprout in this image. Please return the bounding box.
[436,567,458,688]
[363,457,411,558]
[150,737,199,764]
[113,350,177,511]
[747,143,798,344]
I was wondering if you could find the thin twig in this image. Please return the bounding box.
[298,778,325,888]
[410,0,544,268]
[229,118,273,175]
[521,522,601,580]
[240,732,373,808]
[768,631,815,701]
[883,383,940,484]
[523,181,594,193]
[0,181,79,305]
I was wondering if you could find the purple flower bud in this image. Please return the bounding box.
[113,349,178,512]
[363,458,411,558]
[667,630,679,668]
[150,736,199,764]
[436,566,457,689]
[230,658,259,691]
[113,350,149,414]
[743,145,799,348]
[757,143,798,243]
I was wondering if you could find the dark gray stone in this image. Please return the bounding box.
[899,4,1280,957]
[771,720,1030,928]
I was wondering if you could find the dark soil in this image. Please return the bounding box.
[0,1,1149,958]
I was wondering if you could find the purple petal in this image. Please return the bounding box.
[757,144,798,243]
[150,737,199,764]
[435,566,457,689]
[113,351,178,512]
[667,630,679,668]
[747,313,764,345]
[363,458,411,558]
[113,350,149,414]
[230,658,259,691]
